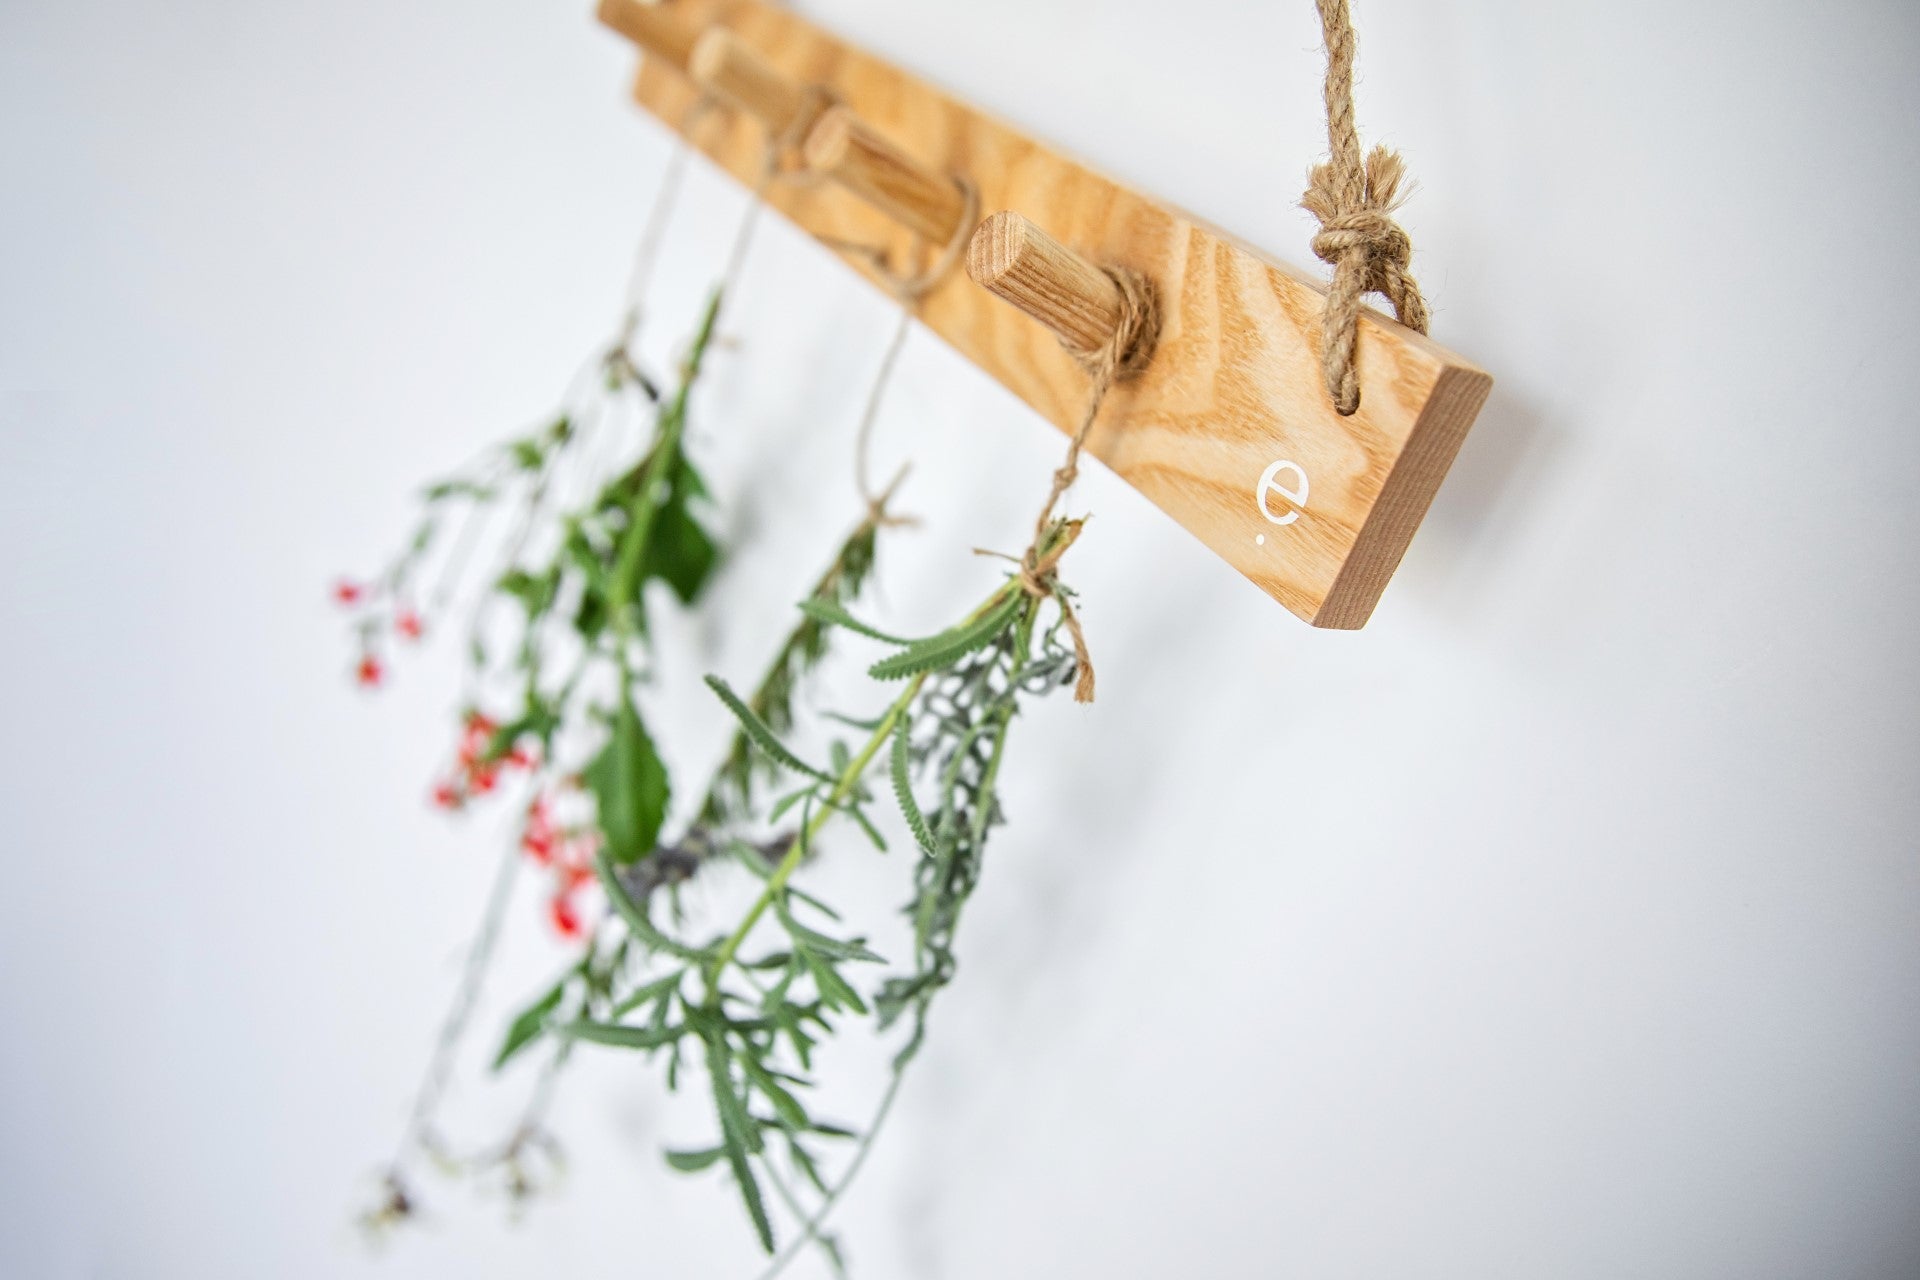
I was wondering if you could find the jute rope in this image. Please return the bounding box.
[1302,0,1428,416]
[1011,263,1159,704]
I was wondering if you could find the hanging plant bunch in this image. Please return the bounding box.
[488,500,892,1074]
[492,516,1091,1266]
[344,284,743,1231]
[340,287,727,923]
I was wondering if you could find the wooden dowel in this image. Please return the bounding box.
[596,0,700,73]
[688,27,806,134]
[802,106,967,246]
[967,211,1127,361]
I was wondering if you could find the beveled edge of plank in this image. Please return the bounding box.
[1312,362,1495,629]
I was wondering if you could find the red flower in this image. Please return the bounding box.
[548,895,585,941]
[333,579,364,606]
[520,828,555,864]
[520,796,557,862]
[394,609,424,641]
[506,744,538,770]
[355,654,384,688]
[431,781,462,810]
[468,764,499,795]
[558,860,595,893]
[463,710,499,739]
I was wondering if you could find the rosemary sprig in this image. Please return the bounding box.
[556,520,1088,1258]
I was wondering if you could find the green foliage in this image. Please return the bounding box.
[583,691,671,865]
[699,517,881,827]
[492,974,572,1071]
[563,533,1087,1259]
[348,289,741,1228]
[705,675,834,784]
[866,594,1023,681]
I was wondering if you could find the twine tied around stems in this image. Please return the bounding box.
[1009,261,1159,704]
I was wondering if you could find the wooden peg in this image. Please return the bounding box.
[596,0,700,73]
[802,106,967,246]
[967,211,1138,365]
[688,27,807,135]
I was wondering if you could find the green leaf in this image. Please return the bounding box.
[509,437,545,470]
[640,460,719,604]
[556,1018,684,1051]
[664,1146,728,1173]
[796,598,909,644]
[584,694,670,865]
[800,949,869,1015]
[496,566,558,615]
[786,1136,827,1195]
[491,975,570,1070]
[835,799,888,853]
[891,717,934,855]
[704,675,833,782]
[610,968,684,1020]
[868,595,1020,681]
[706,1035,775,1252]
[740,1055,810,1130]
[768,786,814,823]
[593,848,712,962]
[646,503,718,604]
[781,912,885,964]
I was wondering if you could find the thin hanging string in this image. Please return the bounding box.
[1301,0,1428,416]
[828,175,979,525]
[1008,264,1159,704]
[850,307,918,527]
[616,93,724,355]
[614,136,693,349]
[713,88,847,321]
[815,177,980,305]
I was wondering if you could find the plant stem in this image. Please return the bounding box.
[391,837,525,1170]
[609,287,724,650]
[702,576,1027,992]
[704,672,928,989]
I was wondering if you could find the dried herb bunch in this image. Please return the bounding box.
[345,286,739,1230]
[500,518,1090,1268]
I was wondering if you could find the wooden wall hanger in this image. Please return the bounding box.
[596,0,1493,629]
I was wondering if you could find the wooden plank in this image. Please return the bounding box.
[601,0,1492,628]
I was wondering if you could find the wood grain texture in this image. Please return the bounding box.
[601,0,1492,628]
[803,106,967,246]
[968,210,1133,366]
[688,27,805,135]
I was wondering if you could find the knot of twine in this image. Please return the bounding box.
[1012,518,1095,703]
[1027,264,1157,546]
[1011,264,1159,705]
[1301,0,1429,416]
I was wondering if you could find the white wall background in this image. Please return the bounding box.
[3,1,1916,1277]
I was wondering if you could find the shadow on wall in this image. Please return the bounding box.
[1398,383,1562,627]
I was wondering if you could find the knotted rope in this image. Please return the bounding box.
[1013,262,1159,703]
[1301,0,1429,416]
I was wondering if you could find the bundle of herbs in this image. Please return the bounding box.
[346,286,738,1229]
[502,516,1093,1270]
